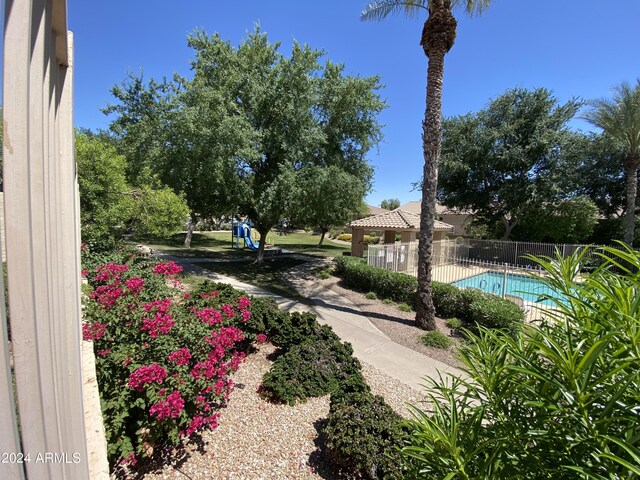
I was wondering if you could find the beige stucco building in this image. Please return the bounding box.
[348,209,453,257]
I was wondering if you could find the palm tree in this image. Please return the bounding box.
[361,0,490,330]
[583,80,640,246]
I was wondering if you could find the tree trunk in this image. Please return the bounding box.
[415,3,457,331]
[254,228,270,264]
[318,227,328,246]
[623,155,639,246]
[501,218,518,240]
[183,214,196,248]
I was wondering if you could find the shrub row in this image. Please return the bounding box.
[255,275,407,478]
[432,283,524,335]
[334,257,524,335]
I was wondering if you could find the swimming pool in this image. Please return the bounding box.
[453,271,564,305]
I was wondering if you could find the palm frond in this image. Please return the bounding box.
[360,0,429,22]
[582,79,640,153]
[456,0,492,17]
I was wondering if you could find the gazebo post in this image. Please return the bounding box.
[351,228,364,257]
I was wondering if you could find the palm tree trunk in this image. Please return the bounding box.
[415,2,457,331]
[623,156,639,245]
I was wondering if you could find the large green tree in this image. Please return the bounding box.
[106,27,384,261]
[362,0,490,330]
[583,80,640,245]
[438,87,580,239]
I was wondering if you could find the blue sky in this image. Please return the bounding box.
[60,1,640,206]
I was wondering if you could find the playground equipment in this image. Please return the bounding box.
[232,219,260,251]
[231,219,283,255]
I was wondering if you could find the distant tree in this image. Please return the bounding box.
[380,198,400,210]
[76,133,189,250]
[583,80,640,245]
[438,87,581,240]
[512,196,599,244]
[362,0,492,331]
[294,166,367,245]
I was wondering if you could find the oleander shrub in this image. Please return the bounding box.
[402,245,640,479]
[419,331,452,349]
[259,326,365,405]
[322,392,408,479]
[81,248,270,467]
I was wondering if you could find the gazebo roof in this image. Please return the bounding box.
[349,209,453,231]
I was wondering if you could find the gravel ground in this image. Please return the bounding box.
[137,343,427,480]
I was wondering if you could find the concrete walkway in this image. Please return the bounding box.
[161,254,463,392]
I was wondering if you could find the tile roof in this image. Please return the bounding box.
[349,209,453,231]
[365,205,390,216]
[396,200,473,215]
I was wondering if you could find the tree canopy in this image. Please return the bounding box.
[380,198,400,210]
[76,132,189,250]
[438,87,581,240]
[105,26,385,259]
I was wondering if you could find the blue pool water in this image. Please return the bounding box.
[453,271,565,305]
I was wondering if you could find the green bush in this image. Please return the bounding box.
[402,245,640,479]
[322,392,407,479]
[460,290,524,336]
[337,233,352,242]
[333,257,523,334]
[431,282,465,319]
[363,235,379,244]
[260,326,365,405]
[266,311,320,351]
[398,303,413,312]
[334,257,417,306]
[365,291,377,300]
[420,331,452,349]
[445,317,462,330]
[382,299,395,306]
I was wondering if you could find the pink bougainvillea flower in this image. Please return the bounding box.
[168,347,192,366]
[97,348,111,357]
[143,298,172,314]
[141,313,175,338]
[153,261,183,276]
[194,307,223,326]
[221,304,235,319]
[125,277,145,295]
[82,322,107,341]
[237,296,251,309]
[256,333,268,344]
[94,263,129,282]
[90,284,124,309]
[240,309,251,323]
[200,290,220,300]
[149,390,185,420]
[128,363,167,391]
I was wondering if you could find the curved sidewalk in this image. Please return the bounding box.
[168,255,463,392]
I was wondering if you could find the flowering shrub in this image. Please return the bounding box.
[82,247,269,467]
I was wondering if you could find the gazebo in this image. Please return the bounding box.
[348,209,453,257]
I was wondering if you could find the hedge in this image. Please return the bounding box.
[334,257,524,334]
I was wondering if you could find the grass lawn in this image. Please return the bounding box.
[146,230,350,259]
[192,257,310,300]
